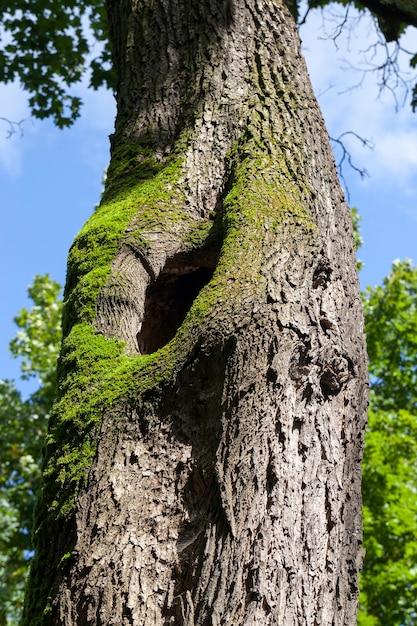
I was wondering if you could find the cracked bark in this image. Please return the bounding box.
[24,0,368,624]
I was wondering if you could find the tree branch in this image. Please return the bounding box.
[0,117,28,138]
[330,131,374,201]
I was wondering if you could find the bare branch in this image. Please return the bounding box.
[298,5,311,27]
[308,5,417,111]
[0,117,29,138]
[329,131,374,201]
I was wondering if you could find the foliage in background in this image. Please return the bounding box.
[0,0,416,128]
[360,259,417,626]
[0,276,62,625]
[0,0,113,127]
[351,207,364,272]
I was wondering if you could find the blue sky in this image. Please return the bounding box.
[1,5,416,391]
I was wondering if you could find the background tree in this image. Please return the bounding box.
[0,0,414,624]
[0,276,61,625]
[360,259,417,626]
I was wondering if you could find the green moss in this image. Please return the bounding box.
[163,150,317,350]
[25,124,321,625]
[37,147,198,524]
[181,217,214,250]
[63,154,188,334]
[102,139,164,202]
[49,151,311,500]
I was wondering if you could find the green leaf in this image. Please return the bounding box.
[0,0,112,126]
[360,259,417,625]
[0,276,62,624]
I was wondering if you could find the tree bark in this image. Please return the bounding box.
[23,0,368,624]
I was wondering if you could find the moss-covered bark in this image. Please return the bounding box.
[23,0,368,624]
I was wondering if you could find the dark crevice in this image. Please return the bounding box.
[137,247,220,355]
[312,257,332,289]
[137,266,214,354]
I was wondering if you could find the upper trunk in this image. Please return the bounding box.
[23,1,368,624]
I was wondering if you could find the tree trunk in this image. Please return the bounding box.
[23,0,368,624]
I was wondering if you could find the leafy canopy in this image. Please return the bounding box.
[1,0,416,127]
[0,276,62,625]
[359,259,417,626]
[0,0,113,127]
